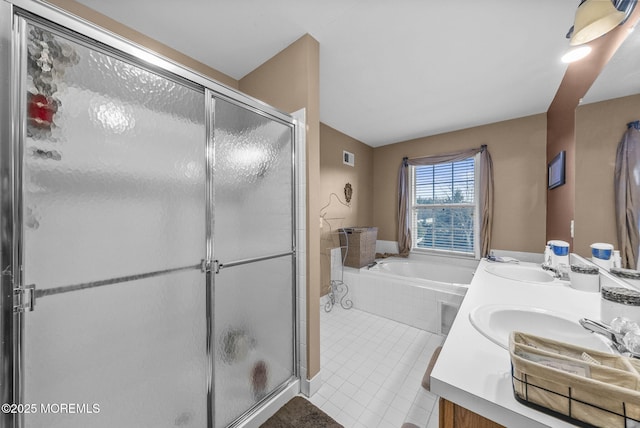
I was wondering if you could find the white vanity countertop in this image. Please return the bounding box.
[430,258,605,428]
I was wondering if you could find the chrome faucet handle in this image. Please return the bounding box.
[579,318,640,358]
[579,318,622,344]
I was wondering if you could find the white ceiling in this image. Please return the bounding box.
[73,0,640,147]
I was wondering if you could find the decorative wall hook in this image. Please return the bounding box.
[344,183,353,203]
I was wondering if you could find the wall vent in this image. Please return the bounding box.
[343,150,355,167]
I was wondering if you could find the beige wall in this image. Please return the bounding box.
[372,114,548,253]
[239,34,322,380]
[574,94,640,257]
[319,123,373,295]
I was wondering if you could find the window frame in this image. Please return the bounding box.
[409,153,480,259]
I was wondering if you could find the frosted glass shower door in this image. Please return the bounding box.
[19,21,208,428]
[211,97,295,428]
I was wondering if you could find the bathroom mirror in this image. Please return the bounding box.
[574,26,640,267]
[580,28,640,105]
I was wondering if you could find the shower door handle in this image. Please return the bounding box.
[212,251,294,274]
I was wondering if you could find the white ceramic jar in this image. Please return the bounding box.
[569,264,599,292]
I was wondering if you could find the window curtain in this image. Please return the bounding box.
[397,145,494,257]
[614,121,640,269]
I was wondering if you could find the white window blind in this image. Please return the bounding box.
[411,156,478,255]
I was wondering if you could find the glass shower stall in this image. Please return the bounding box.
[0,2,300,427]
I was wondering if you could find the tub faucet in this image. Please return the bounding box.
[367,261,377,269]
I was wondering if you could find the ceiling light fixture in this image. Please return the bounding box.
[561,45,593,63]
[566,0,637,45]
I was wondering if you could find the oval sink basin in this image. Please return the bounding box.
[485,264,556,284]
[469,304,614,353]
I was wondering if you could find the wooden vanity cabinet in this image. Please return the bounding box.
[439,398,505,428]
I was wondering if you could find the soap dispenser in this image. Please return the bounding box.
[591,243,614,270]
[548,240,570,268]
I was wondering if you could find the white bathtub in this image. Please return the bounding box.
[374,257,475,287]
[341,255,478,335]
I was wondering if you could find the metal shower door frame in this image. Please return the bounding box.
[0,3,19,427]
[207,91,298,428]
[0,2,299,427]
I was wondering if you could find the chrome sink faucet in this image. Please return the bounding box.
[541,262,569,280]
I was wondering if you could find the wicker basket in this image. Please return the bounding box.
[338,227,378,268]
[509,331,640,427]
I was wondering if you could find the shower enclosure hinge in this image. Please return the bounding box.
[14,283,36,313]
[201,259,220,274]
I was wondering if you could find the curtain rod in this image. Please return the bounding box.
[628,120,640,130]
[402,145,487,164]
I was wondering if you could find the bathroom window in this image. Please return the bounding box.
[410,155,479,255]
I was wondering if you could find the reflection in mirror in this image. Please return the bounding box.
[575,25,640,278]
[581,27,640,104]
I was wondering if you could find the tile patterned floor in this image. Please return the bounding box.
[310,306,443,428]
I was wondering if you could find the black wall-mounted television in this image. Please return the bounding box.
[548,151,566,190]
